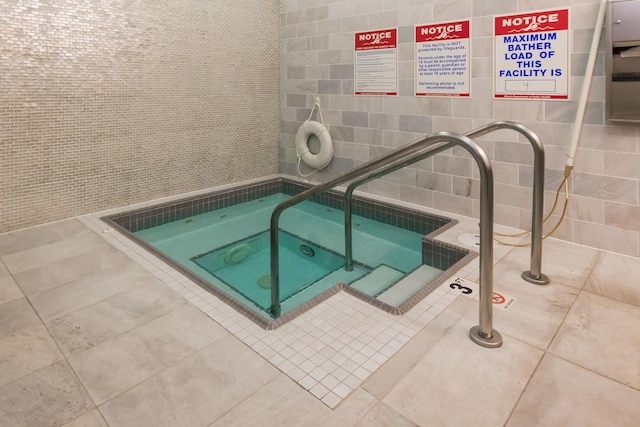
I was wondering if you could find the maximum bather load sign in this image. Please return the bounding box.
[494,8,570,100]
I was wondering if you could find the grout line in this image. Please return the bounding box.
[503,350,548,425]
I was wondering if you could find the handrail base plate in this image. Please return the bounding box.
[469,326,503,348]
[521,271,550,285]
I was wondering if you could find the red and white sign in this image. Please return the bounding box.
[355,29,398,96]
[416,20,471,97]
[492,292,516,310]
[494,9,570,100]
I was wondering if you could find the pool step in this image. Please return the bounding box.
[280,265,369,313]
[319,265,370,288]
[350,265,405,297]
[377,265,443,306]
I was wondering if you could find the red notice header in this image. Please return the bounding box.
[495,9,569,35]
[416,20,469,42]
[355,29,397,50]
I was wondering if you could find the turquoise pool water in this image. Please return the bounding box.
[134,193,431,317]
[192,230,345,309]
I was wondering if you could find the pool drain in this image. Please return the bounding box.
[299,244,315,257]
[257,274,271,289]
[224,244,252,265]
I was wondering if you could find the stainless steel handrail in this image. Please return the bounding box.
[344,141,451,272]
[344,120,549,285]
[270,131,503,348]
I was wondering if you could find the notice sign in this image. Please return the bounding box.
[494,9,570,99]
[416,20,470,97]
[355,29,398,95]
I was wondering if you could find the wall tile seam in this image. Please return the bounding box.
[571,220,640,256]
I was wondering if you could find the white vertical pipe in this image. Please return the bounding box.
[566,0,608,170]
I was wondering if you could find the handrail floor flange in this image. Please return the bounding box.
[522,271,550,285]
[470,326,503,348]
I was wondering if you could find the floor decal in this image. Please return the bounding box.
[448,276,516,310]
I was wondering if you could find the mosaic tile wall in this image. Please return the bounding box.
[0,0,280,232]
[280,0,640,258]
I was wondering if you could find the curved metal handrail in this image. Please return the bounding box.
[344,120,548,285]
[270,131,502,348]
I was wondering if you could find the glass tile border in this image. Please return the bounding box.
[106,179,282,233]
[106,177,453,236]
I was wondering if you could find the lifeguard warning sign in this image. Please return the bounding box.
[494,9,570,99]
[355,29,398,96]
[416,20,470,97]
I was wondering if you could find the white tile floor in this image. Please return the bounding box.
[1,193,640,426]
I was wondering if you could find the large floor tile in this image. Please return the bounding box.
[490,259,580,349]
[354,402,419,427]
[207,374,329,426]
[13,245,133,297]
[209,376,377,427]
[0,274,23,305]
[549,291,640,390]
[0,297,41,338]
[441,270,579,350]
[0,219,87,257]
[362,309,460,399]
[1,228,108,275]
[61,410,108,427]
[495,238,599,289]
[0,324,63,387]
[28,262,152,322]
[0,261,8,276]
[507,354,640,426]
[584,251,640,308]
[0,360,94,427]
[49,280,186,357]
[99,335,281,427]
[383,318,543,427]
[69,305,227,404]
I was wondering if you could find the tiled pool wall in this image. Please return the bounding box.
[106,179,283,233]
[104,177,474,326]
[107,177,456,237]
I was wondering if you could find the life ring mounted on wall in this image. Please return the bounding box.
[295,97,333,176]
[295,120,334,170]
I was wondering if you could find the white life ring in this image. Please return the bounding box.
[295,120,333,170]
